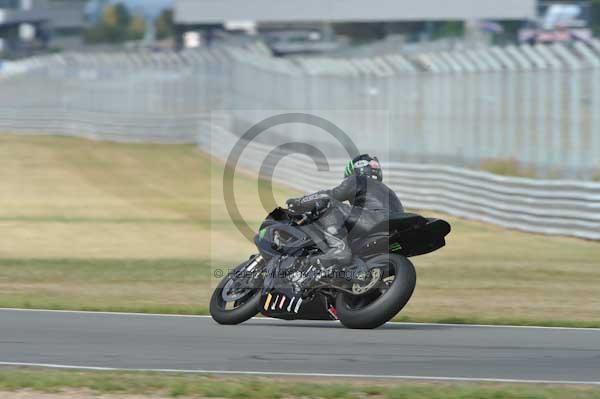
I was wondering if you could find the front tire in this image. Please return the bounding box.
[210,265,262,325]
[336,254,416,329]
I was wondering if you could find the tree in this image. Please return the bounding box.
[84,3,145,44]
[102,3,131,29]
[156,9,174,40]
[128,15,146,41]
[431,21,464,39]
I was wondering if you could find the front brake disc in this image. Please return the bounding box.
[351,268,382,295]
[221,279,252,302]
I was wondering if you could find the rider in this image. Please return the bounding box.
[286,154,403,275]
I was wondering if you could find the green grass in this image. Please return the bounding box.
[2,255,599,327]
[479,159,537,178]
[0,258,212,315]
[1,134,600,327]
[0,369,598,399]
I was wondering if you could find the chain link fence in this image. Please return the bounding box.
[1,42,600,238]
[1,41,600,176]
[0,51,229,142]
[202,125,600,240]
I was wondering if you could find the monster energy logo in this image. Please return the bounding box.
[389,242,402,252]
[259,228,267,240]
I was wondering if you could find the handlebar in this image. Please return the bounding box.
[297,213,310,226]
[281,206,312,226]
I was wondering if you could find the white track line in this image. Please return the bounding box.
[1,308,599,331]
[0,308,213,319]
[0,361,599,386]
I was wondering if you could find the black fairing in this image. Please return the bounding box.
[255,224,313,258]
[351,213,451,258]
[260,290,333,321]
[256,208,451,259]
[255,208,450,322]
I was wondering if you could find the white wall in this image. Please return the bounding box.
[175,0,536,24]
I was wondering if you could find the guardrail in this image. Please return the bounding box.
[200,125,600,240]
[1,44,600,239]
[2,41,600,177]
[0,108,205,143]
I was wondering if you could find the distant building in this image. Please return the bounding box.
[0,0,86,58]
[175,0,536,24]
[0,0,46,57]
[45,0,87,49]
[173,0,536,54]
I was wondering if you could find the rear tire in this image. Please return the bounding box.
[336,254,416,329]
[210,274,261,325]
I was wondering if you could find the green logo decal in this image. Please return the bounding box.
[259,228,267,240]
[389,242,402,252]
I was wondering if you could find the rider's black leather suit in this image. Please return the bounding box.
[297,175,403,268]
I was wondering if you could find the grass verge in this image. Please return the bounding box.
[1,134,600,327]
[1,369,599,399]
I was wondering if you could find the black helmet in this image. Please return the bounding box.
[344,154,383,181]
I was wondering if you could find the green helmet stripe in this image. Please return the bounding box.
[345,161,353,177]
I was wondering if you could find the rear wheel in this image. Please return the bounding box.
[209,260,263,325]
[336,254,416,329]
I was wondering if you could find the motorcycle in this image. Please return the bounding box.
[210,205,451,329]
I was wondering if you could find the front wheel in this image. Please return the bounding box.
[336,254,416,329]
[209,259,263,325]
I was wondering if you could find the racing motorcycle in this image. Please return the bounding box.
[210,204,451,329]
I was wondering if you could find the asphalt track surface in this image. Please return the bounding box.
[1,309,600,384]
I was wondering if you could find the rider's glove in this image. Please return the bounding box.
[287,194,331,216]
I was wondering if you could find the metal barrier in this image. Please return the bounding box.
[201,126,600,240]
[1,42,600,176]
[1,43,600,238]
[0,50,230,142]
